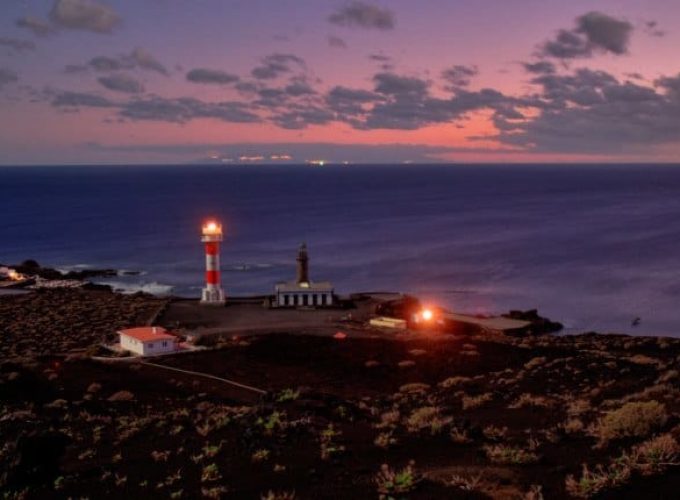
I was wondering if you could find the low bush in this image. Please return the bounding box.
[594,401,668,443]
[405,406,450,435]
[565,463,630,498]
[462,393,493,410]
[375,461,421,499]
[483,444,539,465]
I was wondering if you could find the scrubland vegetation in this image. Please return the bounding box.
[2,292,680,498]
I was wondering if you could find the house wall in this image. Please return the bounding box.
[120,335,176,356]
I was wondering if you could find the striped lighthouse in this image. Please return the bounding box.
[200,220,226,305]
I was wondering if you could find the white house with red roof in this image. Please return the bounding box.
[118,326,178,356]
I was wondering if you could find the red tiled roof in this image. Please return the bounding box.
[118,326,177,342]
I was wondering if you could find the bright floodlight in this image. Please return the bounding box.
[421,308,433,321]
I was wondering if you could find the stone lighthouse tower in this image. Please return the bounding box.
[296,243,309,284]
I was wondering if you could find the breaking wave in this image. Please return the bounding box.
[103,281,174,296]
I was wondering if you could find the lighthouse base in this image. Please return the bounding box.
[201,287,226,306]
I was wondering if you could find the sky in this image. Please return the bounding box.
[1,0,680,164]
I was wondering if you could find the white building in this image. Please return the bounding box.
[273,243,335,308]
[118,326,178,356]
[274,280,335,307]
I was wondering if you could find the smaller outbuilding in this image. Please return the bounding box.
[118,326,178,356]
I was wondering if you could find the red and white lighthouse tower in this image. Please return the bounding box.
[201,220,226,305]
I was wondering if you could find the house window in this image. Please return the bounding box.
[284,294,289,306]
[162,341,167,347]
[148,343,154,348]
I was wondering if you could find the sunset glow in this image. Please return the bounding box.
[2,1,680,164]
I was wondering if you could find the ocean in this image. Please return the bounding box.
[2,163,680,337]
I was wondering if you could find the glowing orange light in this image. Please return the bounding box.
[421,309,433,321]
[202,220,222,235]
[7,269,24,281]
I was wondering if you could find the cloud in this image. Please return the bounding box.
[0,37,36,52]
[522,61,557,75]
[327,35,347,49]
[323,71,517,131]
[129,48,168,76]
[16,16,55,36]
[0,69,19,88]
[540,11,633,59]
[284,79,316,96]
[67,48,169,76]
[97,73,144,94]
[441,65,478,88]
[89,55,128,71]
[119,97,260,123]
[49,0,121,34]
[251,53,305,80]
[373,72,428,96]
[644,21,665,38]
[271,105,335,129]
[489,68,680,154]
[49,89,260,124]
[328,1,395,30]
[51,90,115,108]
[186,68,239,85]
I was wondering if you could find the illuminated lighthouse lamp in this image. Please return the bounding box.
[200,219,226,306]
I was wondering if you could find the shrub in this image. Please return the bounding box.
[622,434,680,475]
[108,390,135,402]
[594,401,667,443]
[399,383,430,394]
[405,406,450,435]
[261,491,296,500]
[375,461,421,498]
[524,357,546,370]
[442,473,482,491]
[450,426,472,444]
[256,411,287,436]
[482,425,507,441]
[508,393,551,409]
[375,410,400,429]
[320,424,345,460]
[151,450,171,462]
[462,393,493,410]
[202,442,223,459]
[374,431,397,449]
[483,444,539,465]
[438,376,471,389]
[276,388,300,402]
[627,355,660,366]
[561,418,585,435]
[202,486,228,498]
[565,463,630,498]
[251,449,271,463]
[201,464,221,483]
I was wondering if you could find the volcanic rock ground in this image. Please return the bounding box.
[2,290,680,499]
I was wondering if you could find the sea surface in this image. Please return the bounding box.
[2,164,680,337]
